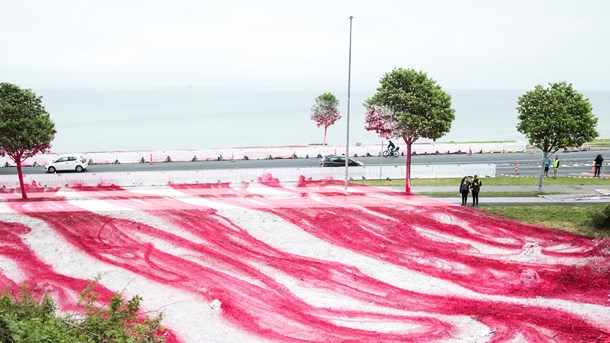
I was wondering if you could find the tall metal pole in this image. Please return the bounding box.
[344,16,353,192]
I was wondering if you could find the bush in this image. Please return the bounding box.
[589,204,610,230]
[0,280,167,343]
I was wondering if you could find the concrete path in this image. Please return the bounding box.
[383,185,610,205]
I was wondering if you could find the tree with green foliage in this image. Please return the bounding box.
[0,83,56,199]
[365,68,455,193]
[310,92,341,145]
[517,82,598,192]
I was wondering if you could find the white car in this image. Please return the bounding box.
[319,155,364,167]
[45,154,89,173]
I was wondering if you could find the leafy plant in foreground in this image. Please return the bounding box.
[0,280,167,343]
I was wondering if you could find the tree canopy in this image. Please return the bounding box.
[0,82,56,199]
[366,68,454,142]
[517,82,597,153]
[310,92,340,145]
[516,82,598,191]
[365,68,455,193]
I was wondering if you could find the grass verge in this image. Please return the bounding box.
[477,205,609,238]
[353,177,609,237]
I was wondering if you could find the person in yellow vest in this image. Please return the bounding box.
[553,155,560,178]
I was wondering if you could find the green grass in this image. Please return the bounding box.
[477,205,609,237]
[352,176,610,237]
[353,176,610,187]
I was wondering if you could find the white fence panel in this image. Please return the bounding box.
[0,164,495,188]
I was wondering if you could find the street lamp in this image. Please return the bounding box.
[344,15,353,192]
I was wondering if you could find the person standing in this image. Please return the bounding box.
[594,154,604,177]
[459,176,471,206]
[471,175,482,206]
[544,157,551,177]
[553,155,560,178]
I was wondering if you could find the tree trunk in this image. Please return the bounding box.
[537,151,549,192]
[323,126,328,146]
[15,155,28,199]
[403,136,413,194]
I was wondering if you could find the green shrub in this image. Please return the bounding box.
[0,280,166,343]
[589,204,610,230]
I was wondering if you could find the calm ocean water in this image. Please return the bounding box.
[36,87,610,153]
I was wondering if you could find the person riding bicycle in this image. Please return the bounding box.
[387,140,396,153]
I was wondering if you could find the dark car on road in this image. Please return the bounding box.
[320,155,364,167]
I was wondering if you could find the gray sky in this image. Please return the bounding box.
[2,0,610,90]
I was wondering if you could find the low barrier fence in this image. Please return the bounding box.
[0,164,496,189]
[0,142,526,167]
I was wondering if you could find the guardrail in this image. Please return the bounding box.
[0,164,496,188]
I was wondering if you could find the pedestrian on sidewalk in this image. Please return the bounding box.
[553,155,560,178]
[471,175,482,206]
[594,154,604,177]
[459,176,471,206]
[544,157,551,177]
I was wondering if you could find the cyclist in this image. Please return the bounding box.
[387,140,396,153]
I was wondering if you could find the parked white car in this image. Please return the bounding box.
[45,154,89,173]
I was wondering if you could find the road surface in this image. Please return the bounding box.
[1,148,608,177]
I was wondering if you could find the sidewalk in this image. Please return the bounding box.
[405,185,610,205]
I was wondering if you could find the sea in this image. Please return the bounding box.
[34,87,610,153]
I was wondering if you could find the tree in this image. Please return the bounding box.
[365,68,455,193]
[0,83,56,199]
[517,82,598,192]
[310,92,341,145]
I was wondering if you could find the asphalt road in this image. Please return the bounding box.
[2,148,608,177]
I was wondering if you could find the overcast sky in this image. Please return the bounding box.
[2,0,609,90]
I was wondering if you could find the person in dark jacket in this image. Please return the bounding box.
[387,140,396,153]
[459,176,471,206]
[594,154,604,177]
[471,175,482,206]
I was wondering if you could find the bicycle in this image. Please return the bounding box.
[382,147,400,157]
